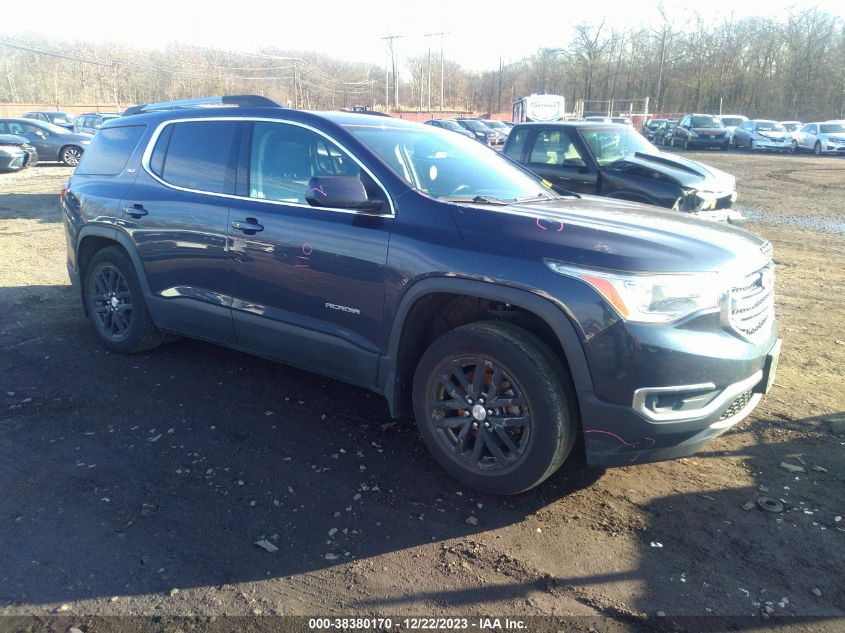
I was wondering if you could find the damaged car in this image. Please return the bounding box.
[503,121,740,223]
[732,120,793,152]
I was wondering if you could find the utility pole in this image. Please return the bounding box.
[381,34,403,112]
[424,32,446,113]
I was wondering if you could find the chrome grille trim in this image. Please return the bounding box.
[723,264,775,341]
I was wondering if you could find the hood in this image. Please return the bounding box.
[757,131,789,140]
[610,151,735,190]
[450,196,768,275]
[0,134,29,145]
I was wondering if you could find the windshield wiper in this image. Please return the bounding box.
[441,195,509,205]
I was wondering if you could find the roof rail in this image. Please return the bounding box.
[122,95,282,117]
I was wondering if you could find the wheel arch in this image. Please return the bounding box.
[76,226,151,316]
[378,277,593,418]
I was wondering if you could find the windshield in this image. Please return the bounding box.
[344,123,557,202]
[756,121,785,132]
[484,120,508,130]
[46,113,71,125]
[578,126,657,166]
[720,117,745,127]
[690,116,724,129]
[460,120,490,132]
[439,120,464,132]
[781,122,800,131]
[28,120,73,135]
[820,123,845,134]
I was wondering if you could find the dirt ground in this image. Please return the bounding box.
[0,150,843,628]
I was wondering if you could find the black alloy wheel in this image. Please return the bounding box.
[413,321,576,495]
[90,264,133,341]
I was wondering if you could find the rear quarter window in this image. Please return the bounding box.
[75,125,147,176]
[156,120,240,194]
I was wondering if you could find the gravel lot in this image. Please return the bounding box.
[1,152,843,627]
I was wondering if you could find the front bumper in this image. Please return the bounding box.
[579,314,780,467]
[0,150,28,171]
[687,136,728,148]
[822,141,845,154]
[753,138,792,151]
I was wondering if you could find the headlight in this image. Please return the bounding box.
[546,262,723,323]
[0,144,22,153]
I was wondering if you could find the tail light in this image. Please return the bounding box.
[60,179,70,206]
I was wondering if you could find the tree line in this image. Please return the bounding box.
[2,7,844,120]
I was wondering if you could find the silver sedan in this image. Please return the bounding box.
[793,121,845,155]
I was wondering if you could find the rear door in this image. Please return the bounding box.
[523,128,597,194]
[227,120,392,387]
[123,118,241,344]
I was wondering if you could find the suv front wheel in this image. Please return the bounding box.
[85,246,164,354]
[412,321,576,495]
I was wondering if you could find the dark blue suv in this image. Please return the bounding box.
[61,96,781,494]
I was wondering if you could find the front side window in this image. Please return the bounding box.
[344,123,554,202]
[156,120,239,194]
[249,122,365,205]
[529,129,584,166]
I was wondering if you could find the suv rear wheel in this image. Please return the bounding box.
[412,321,576,494]
[85,246,164,354]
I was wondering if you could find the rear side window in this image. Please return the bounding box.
[76,125,146,175]
[157,121,240,194]
[503,128,529,159]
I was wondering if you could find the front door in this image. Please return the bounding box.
[228,121,392,387]
[524,128,598,194]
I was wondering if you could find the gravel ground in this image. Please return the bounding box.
[0,154,843,628]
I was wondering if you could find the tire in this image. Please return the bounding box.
[749,139,755,152]
[683,137,690,150]
[60,145,83,166]
[814,141,822,156]
[412,321,577,495]
[84,246,164,354]
[791,140,798,153]
[720,141,729,151]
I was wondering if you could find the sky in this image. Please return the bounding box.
[3,0,844,71]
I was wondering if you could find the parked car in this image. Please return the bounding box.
[718,115,748,142]
[74,113,121,135]
[0,133,38,172]
[503,121,740,222]
[455,118,504,146]
[672,114,730,150]
[611,117,633,126]
[643,118,666,141]
[482,119,511,137]
[732,120,792,152]
[793,121,845,155]
[423,119,475,139]
[0,118,92,166]
[653,119,678,146]
[22,110,75,131]
[63,95,779,494]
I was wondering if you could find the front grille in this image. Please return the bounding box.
[719,389,754,421]
[728,265,775,339]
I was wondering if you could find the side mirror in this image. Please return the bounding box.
[563,158,587,170]
[305,175,385,212]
